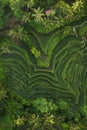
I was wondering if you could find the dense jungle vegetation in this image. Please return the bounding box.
[0,0,87,130]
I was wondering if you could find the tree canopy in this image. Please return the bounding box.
[0,0,87,35]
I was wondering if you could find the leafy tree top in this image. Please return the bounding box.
[0,0,87,34]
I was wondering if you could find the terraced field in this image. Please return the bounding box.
[0,19,87,109]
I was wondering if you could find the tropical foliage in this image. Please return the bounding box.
[0,0,87,130]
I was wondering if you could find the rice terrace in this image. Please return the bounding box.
[0,0,87,130]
